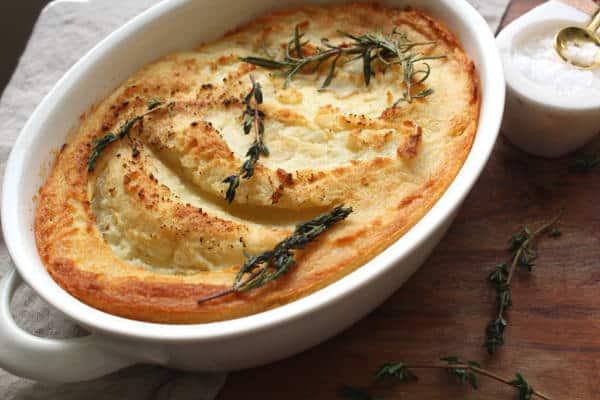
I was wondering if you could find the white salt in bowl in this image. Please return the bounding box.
[497,0,600,158]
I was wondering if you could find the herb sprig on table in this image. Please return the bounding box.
[342,357,551,400]
[222,75,268,203]
[484,211,563,354]
[241,25,444,104]
[87,99,173,172]
[197,205,353,304]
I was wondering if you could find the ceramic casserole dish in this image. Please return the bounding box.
[0,0,504,382]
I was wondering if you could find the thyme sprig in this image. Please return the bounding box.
[343,357,551,400]
[87,99,173,172]
[241,25,444,104]
[223,75,268,203]
[197,205,353,303]
[485,211,563,354]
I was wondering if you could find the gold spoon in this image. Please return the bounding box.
[554,8,600,69]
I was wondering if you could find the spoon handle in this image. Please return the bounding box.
[588,8,600,32]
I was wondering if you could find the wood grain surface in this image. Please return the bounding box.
[218,1,600,399]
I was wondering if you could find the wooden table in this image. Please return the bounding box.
[219,1,600,398]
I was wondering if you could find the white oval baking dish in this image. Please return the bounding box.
[0,0,504,382]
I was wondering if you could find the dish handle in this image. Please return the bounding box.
[0,269,163,382]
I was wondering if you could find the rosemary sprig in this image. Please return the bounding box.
[346,357,551,400]
[87,99,173,172]
[223,75,268,203]
[484,211,563,354]
[241,25,444,103]
[197,205,353,303]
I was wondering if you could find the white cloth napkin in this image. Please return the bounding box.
[0,0,509,398]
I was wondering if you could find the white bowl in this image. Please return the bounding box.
[0,0,504,382]
[497,0,600,158]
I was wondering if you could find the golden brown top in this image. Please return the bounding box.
[35,3,479,323]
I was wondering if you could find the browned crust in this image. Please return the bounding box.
[34,3,480,324]
[397,126,422,159]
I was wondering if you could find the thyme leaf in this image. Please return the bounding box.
[147,97,163,110]
[484,210,563,354]
[511,372,535,400]
[241,25,444,104]
[375,362,418,382]
[197,205,352,303]
[223,75,268,203]
[548,228,562,238]
[440,356,480,389]
[573,153,600,172]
